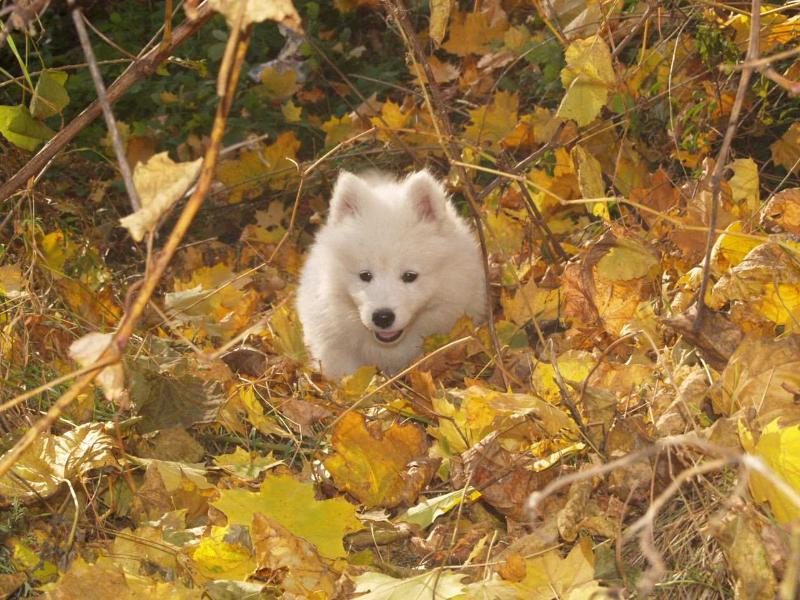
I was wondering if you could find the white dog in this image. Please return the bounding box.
[296,170,487,379]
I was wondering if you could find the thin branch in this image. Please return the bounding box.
[0,23,253,481]
[0,2,214,203]
[69,2,141,212]
[693,0,760,332]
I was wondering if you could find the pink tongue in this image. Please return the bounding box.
[377,331,399,340]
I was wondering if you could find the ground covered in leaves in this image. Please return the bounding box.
[1,0,800,598]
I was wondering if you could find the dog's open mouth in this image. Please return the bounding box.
[373,329,404,344]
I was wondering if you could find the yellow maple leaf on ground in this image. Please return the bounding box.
[324,412,434,508]
[216,131,300,203]
[740,419,800,525]
[770,122,800,173]
[321,113,364,148]
[192,525,256,581]
[466,537,602,599]
[251,513,338,598]
[211,474,360,559]
[464,90,519,147]
[442,10,507,56]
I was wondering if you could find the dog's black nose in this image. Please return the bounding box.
[372,309,395,329]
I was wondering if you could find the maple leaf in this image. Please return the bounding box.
[324,412,435,508]
[251,513,338,597]
[464,91,519,147]
[442,10,507,56]
[770,122,800,173]
[216,131,300,203]
[211,474,360,558]
[353,569,467,600]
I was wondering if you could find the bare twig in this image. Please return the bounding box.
[0,3,214,203]
[382,0,511,387]
[693,0,760,332]
[0,22,253,480]
[69,2,141,212]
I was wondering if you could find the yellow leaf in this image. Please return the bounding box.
[770,122,800,173]
[192,525,256,580]
[324,412,432,508]
[354,569,467,600]
[281,99,302,122]
[571,144,608,219]
[531,350,594,404]
[208,0,301,31]
[321,113,362,148]
[216,131,300,203]
[464,91,519,147]
[442,10,507,56]
[166,262,259,339]
[501,278,560,325]
[370,100,412,142]
[251,513,338,597]
[430,386,576,455]
[0,264,23,298]
[763,188,800,235]
[466,536,599,598]
[557,36,615,126]
[717,336,800,417]
[211,474,360,558]
[485,208,525,256]
[237,385,286,437]
[40,230,79,275]
[429,0,452,46]
[0,423,115,501]
[270,304,306,361]
[739,419,800,524]
[255,66,299,102]
[213,447,282,480]
[709,221,761,275]
[728,157,759,209]
[119,152,202,241]
[595,238,659,281]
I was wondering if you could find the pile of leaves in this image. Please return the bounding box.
[1,0,800,598]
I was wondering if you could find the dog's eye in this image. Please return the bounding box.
[359,271,373,282]
[401,271,418,283]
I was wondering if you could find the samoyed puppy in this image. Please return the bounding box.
[296,170,487,379]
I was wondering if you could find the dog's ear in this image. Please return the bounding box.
[406,170,447,223]
[329,171,366,222]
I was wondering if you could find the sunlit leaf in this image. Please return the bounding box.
[324,412,434,508]
[0,104,55,151]
[739,419,800,525]
[30,70,69,119]
[211,474,360,558]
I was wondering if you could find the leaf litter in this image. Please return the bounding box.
[1,1,800,599]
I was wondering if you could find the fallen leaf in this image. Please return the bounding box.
[353,569,467,600]
[212,474,360,558]
[120,152,202,242]
[557,36,615,126]
[739,419,800,525]
[324,412,436,508]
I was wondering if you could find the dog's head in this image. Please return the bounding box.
[322,170,461,346]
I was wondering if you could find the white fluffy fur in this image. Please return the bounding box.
[296,170,487,379]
